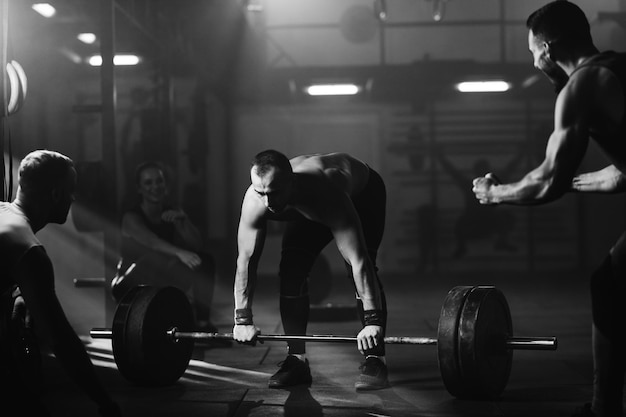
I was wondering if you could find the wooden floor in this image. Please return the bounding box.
[34,270,610,416]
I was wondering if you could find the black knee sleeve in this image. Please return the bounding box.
[279,248,320,354]
[280,295,310,354]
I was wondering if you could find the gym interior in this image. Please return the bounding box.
[2,1,626,416]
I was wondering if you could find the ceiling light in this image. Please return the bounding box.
[374,0,388,22]
[245,0,263,12]
[432,0,446,22]
[32,3,56,18]
[455,80,511,93]
[305,84,361,96]
[78,33,97,44]
[88,54,141,66]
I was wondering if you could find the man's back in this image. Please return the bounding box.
[290,153,370,196]
[0,203,40,294]
[570,51,626,168]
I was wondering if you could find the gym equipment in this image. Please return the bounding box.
[3,60,27,116]
[90,285,557,398]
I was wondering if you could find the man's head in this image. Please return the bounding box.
[18,149,76,223]
[526,1,592,92]
[135,161,167,204]
[250,150,293,214]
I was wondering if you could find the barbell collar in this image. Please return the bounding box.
[505,336,557,350]
[91,328,113,339]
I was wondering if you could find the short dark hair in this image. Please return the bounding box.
[18,150,74,193]
[251,150,292,176]
[134,161,165,185]
[526,1,592,47]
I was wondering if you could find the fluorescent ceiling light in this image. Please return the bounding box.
[32,3,56,18]
[305,84,360,96]
[78,33,97,44]
[88,54,141,66]
[246,0,263,12]
[455,80,511,93]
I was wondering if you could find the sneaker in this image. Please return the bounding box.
[268,355,312,388]
[571,403,596,417]
[355,356,390,391]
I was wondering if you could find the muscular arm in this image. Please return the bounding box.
[571,164,626,193]
[122,211,182,256]
[473,74,590,205]
[15,247,118,414]
[121,211,201,270]
[233,188,267,311]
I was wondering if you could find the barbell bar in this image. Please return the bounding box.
[90,285,558,399]
[91,329,556,350]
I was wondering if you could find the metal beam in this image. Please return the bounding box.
[100,0,118,325]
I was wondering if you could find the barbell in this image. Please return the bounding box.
[90,285,557,399]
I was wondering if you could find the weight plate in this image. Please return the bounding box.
[112,285,195,386]
[437,285,474,398]
[457,286,513,400]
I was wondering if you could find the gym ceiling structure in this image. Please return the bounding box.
[2,1,626,416]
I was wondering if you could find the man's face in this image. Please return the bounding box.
[250,166,293,214]
[137,167,167,204]
[528,30,569,93]
[51,167,77,224]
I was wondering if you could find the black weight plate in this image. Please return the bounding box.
[457,286,513,400]
[437,285,474,398]
[111,285,144,384]
[112,285,195,386]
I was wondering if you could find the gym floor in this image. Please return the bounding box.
[40,270,600,417]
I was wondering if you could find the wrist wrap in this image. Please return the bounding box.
[363,309,384,327]
[235,308,253,325]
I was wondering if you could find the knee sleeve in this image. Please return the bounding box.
[280,295,310,354]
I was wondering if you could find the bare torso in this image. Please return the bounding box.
[289,152,370,196]
[571,54,626,170]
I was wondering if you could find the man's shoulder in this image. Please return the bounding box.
[0,206,39,244]
[241,186,267,217]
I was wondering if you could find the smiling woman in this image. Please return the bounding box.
[112,161,221,334]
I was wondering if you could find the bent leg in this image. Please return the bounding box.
[160,252,216,326]
[590,250,626,416]
[190,252,217,325]
[279,219,332,355]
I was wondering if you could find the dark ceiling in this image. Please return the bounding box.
[3,0,560,105]
[6,0,249,77]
